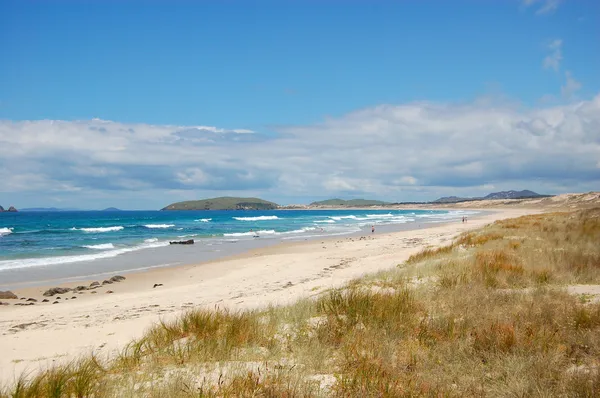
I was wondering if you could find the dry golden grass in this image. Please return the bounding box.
[3,208,600,397]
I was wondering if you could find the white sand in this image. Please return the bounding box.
[0,208,538,385]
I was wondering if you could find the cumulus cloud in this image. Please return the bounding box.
[543,39,562,71]
[523,0,561,15]
[1,95,600,207]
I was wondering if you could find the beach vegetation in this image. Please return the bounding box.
[2,207,600,397]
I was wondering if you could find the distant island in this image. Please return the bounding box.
[432,190,549,204]
[162,197,279,211]
[102,207,122,212]
[309,199,390,207]
[0,205,18,212]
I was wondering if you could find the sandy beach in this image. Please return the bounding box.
[0,207,539,385]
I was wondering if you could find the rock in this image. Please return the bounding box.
[26,298,37,302]
[42,287,72,297]
[71,296,77,299]
[8,206,17,212]
[75,286,88,291]
[0,301,10,306]
[20,297,26,300]
[153,283,163,288]
[169,239,194,245]
[0,291,18,300]
[106,290,114,294]
[42,299,49,303]
[110,275,126,283]
[102,280,113,285]
[91,291,97,294]
[90,281,100,287]
[53,301,59,304]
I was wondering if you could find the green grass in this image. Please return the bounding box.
[3,208,600,397]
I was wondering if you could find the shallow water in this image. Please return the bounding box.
[0,209,477,288]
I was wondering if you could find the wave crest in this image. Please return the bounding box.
[71,226,124,233]
[0,227,13,236]
[83,243,115,250]
[233,216,279,221]
[144,224,175,229]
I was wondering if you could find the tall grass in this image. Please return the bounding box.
[2,208,600,397]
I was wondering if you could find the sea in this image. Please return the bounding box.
[0,209,477,289]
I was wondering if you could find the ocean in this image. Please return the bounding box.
[0,209,476,288]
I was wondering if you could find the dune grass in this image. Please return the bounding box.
[2,208,600,397]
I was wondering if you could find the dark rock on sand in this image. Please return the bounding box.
[0,291,18,300]
[53,301,59,304]
[0,301,9,306]
[90,281,100,287]
[76,286,88,291]
[43,287,71,297]
[169,239,194,245]
[91,291,97,294]
[106,290,114,294]
[102,280,113,285]
[153,283,163,288]
[110,275,126,282]
[42,299,49,303]
[26,298,37,302]
[71,296,77,299]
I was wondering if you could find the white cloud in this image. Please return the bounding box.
[1,95,600,207]
[523,0,561,15]
[561,71,582,99]
[543,39,562,71]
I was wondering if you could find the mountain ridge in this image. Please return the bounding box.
[433,190,548,204]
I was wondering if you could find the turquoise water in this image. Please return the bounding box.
[0,209,474,284]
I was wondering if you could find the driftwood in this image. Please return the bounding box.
[169,239,194,245]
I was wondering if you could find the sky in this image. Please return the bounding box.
[0,0,599,209]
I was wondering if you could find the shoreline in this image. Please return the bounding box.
[0,207,538,385]
[0,208,483,291]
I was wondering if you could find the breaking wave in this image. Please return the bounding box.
[233,216,279,221]
[71,226,124,233]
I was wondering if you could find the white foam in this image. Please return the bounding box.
[0,227,13,236]
[329,215,358,221]
[315,220,335,224]
[82,243,115,250]
[71,226,124,233]
[144,224,175,229]
[0,240,170,271]
[233,216,279,221]
[224,229,276,237]
[144,238,158,243]
[196,218,212,222]
[365,213,394,219]
[280,227,318,235]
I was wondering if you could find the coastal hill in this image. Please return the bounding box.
[310,199,390,207]
[102,207,122,212]
[162,197,278,211]
[433,190,547,204]
[0,205,17,212]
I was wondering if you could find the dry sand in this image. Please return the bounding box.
[0,208,538,385]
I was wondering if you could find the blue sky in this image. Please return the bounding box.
[0,0,599,209]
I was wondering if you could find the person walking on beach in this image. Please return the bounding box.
[371,225,375,234]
